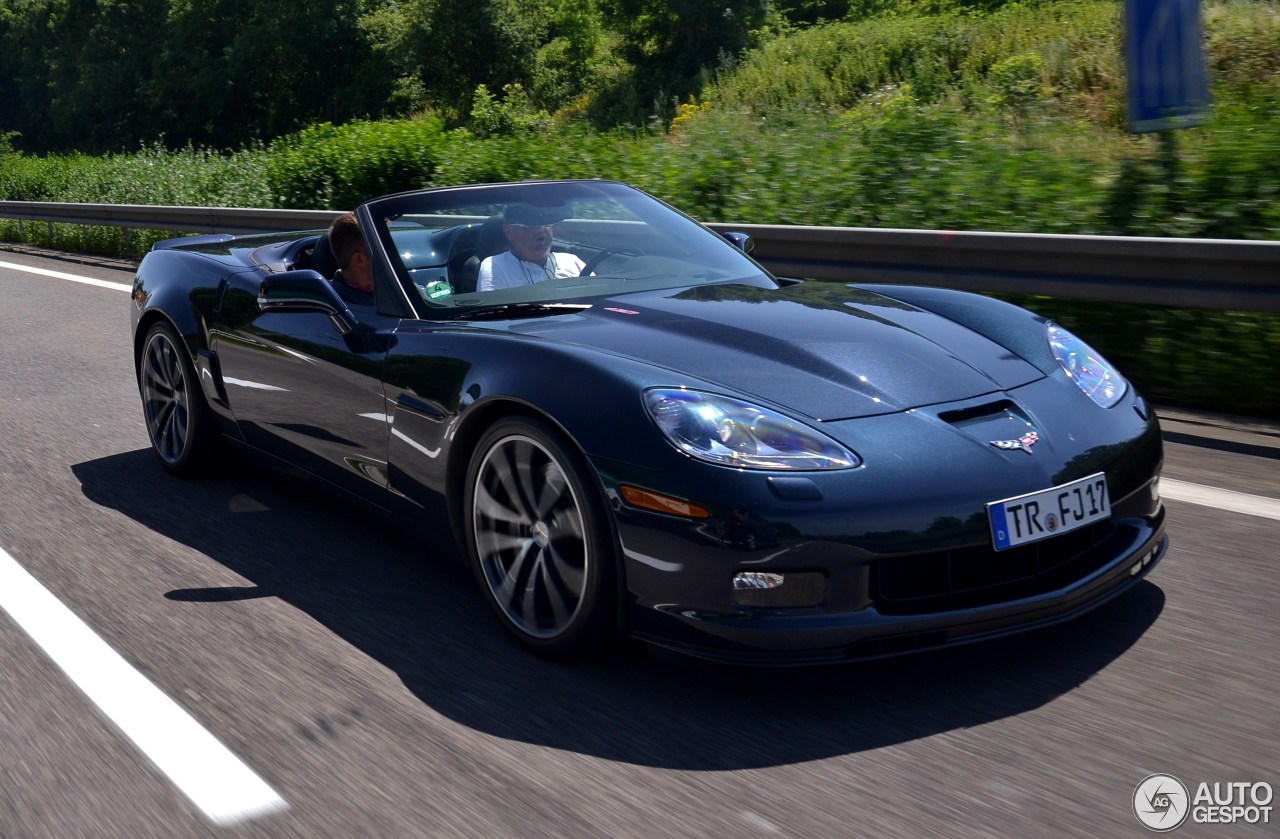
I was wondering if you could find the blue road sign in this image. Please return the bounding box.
[1125,0,1211,132]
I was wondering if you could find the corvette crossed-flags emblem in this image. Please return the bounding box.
[990,430,1039,454]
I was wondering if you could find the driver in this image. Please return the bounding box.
[477,203,585,291]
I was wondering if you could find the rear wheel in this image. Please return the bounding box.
[139,322,216,475]
[464,417,616,657]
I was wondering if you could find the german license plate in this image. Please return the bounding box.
[987,472,1110,551]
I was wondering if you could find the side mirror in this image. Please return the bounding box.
[721,231,755,254]
[258,270,357,335]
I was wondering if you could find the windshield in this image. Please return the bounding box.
[364,181,776,315]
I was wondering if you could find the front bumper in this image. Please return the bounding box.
[611,470,1167,665]
[629,517,1167,665]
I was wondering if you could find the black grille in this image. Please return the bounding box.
[872,520,1118,615]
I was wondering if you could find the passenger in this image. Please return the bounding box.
[477,203,585,291]
[327,212,375,306]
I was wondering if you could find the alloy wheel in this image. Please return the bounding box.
[471,432,590,640]
[141,328,192,465]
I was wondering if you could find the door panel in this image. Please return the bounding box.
[212,281,397,503]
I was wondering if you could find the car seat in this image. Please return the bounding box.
[309,233,339,279]
[450,215,509,293]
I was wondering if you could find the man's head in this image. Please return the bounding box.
[502,203,568,265]
[328,212,373,292]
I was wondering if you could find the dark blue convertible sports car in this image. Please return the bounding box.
[130,180,1167,663]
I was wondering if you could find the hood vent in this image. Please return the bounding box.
[938,399,1015,426]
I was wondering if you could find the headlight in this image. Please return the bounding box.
[1047,323,1127,408]
[643,388,859,470]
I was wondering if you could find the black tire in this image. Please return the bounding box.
[138,321,217,475]
[464,416,617,657]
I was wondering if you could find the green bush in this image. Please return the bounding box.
[987,53,1046,112]
[1204,0,1280,92]
[714,2,1123,120]
[262,119,450,210]
[469,84,552,138]
[0,142,273,253]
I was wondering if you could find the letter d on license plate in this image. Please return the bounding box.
[987,472,1110,550]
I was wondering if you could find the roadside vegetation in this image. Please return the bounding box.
[0,0,1277,416]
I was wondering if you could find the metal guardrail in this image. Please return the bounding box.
[0,200,342,236]
[707,223,1280,313]
[2,199,1278,312]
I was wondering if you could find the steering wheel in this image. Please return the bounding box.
[580,244,645,276]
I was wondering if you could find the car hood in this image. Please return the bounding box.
[510,282,1044,420]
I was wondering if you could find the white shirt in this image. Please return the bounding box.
[478,251,586,291]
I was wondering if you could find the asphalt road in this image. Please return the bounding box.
[0,248,1276,839]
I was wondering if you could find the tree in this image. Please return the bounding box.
[153,0,380,148]
[602,0,773,123]
[0,1,62,151]
[532,0,616,108]
[775,0,849,25]
[43,0,170,151]
[399,0,554,123]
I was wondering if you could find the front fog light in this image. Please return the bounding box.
[732,571,826,608]
[733,572,784,590]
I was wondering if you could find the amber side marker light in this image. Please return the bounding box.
[619,485,711,519]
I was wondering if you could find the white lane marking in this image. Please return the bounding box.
[0,546,289,826]
[1162,479,1280,521]
[0,258,133,292]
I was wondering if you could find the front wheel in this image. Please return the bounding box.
[139,321,217,475]
[464,417,617,657]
